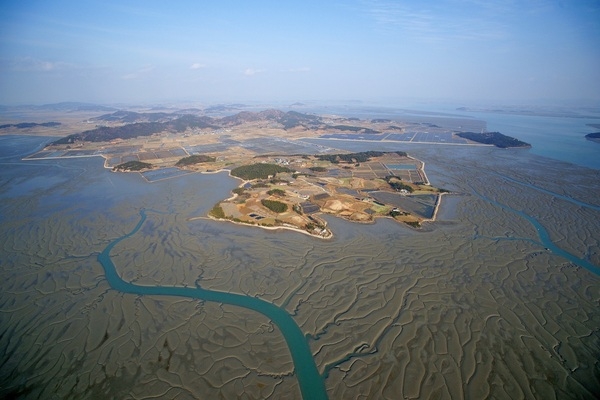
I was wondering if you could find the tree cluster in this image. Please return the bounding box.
[261,199,288,213]
[175,154,216,166]
[316,151,407,164]
[267,188,286,196]
[385,176,414,192]
[230,163,292,180]
[112,161,153,171]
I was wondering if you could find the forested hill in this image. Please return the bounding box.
[585,132,600,142]
[52,110,324,144]
[455,131,531,148]
[52,116,218,144]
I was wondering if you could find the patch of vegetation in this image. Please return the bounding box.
[309,166,327,172]
[385,176,414,192]
[209,204,225,218]
[54,122,165,144]
[232,187,246,195]
[261,199,288,213]
[175,154,215,166]
[230,163,292,180]
[112,161,153,171]
[305,221,326,231]
[280,111,322,129]
[270,178,289,185]
[405,221,421,228]
[52,116,217,144]
[267,188,286,196]
[317,151,407,164]
[327,125,379,134]
[292,173,312,179]
[456,131,530,148]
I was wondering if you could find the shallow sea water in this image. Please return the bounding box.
[0,135,599,399]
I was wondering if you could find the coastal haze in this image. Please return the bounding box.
[1,1,600,400]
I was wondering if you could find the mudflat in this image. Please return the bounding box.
[0,135,598,399]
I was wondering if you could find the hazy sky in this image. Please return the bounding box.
[1,0,599,105]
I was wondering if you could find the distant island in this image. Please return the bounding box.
[0,122,61,129]
[455,131,531,148]
[585,132,600,143]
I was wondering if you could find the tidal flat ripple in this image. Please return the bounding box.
[1,138,599,399]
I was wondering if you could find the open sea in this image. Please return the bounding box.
[305,103,600,170]
[462,111,600,170]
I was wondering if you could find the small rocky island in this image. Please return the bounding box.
[585,132,600,143]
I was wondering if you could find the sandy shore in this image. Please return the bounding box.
[190,214,334,240]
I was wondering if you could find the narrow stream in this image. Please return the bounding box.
[97,208,328,400]
[470,186,599,276]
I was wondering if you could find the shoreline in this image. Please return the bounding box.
[189,188,448,238]
[189,214,335,239]
[25,146,448,234]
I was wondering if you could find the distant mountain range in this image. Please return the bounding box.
[52,110,325,144]
[91,110,179,123]
[0,102,117,112]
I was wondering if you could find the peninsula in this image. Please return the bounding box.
[28,108,529,237]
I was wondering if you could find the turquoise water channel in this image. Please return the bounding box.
[98,209,328,400]
[470,185,600,277]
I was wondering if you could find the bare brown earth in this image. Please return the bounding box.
[203,152,440,238]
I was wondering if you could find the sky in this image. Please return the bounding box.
[1,0,599,106]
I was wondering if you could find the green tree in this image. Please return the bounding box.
[261,199,288,213]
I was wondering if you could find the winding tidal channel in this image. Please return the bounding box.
[98,209,328,400]
[471,184,600,277]
[2,135,599,398]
